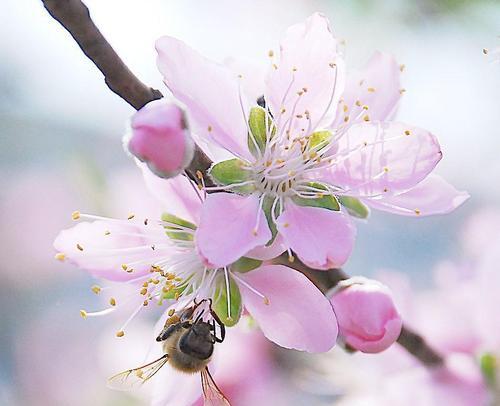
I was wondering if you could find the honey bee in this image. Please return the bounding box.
[108,299,230,405]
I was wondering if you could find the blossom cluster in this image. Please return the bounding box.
[54,12,468,405]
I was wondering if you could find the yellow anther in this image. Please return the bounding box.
[142,282,149,288]
[288,171,296,177]
[174,277,183,282]
[54,252,66,261]
[309,151,318,159]
[104,230,111,236]
[282,222,289,228]
[76,243,84,251]
[362,105,369,110]
[344,116,349,123]
[80,310,87,319]
[167,315,180,325]
[343,105,349,113]
[400,64,406,72]
[383,167,389,173]
[252,228,258,236]
[414,209,421,215]
[280,107,286,114]
[207,125,212,132]
[168,308,175,317]
[140,288,148,295]
[121,264,128,271]
[152,279,160,285]
[292,66,298,72]
[109,297,117,306]
[297,91,304,96]
[272,63,278,70]
[288,254,295,263]
[91,285,101,294]
[263,297,270,305]
[268,50,274,57]
[355,100,362,107]
[399,88,407,94]
[143,300,149,306]
[404,130,411,136]
[127,213,135,220]
[136,369,144,378]
[367,87,376,93]
[363,141,368,146]
[196,170,203,180]
[363,114,370,122]
[167,273,175,280]
[71,211,80,220]
[174,292,180,301]
[116,330,125,338]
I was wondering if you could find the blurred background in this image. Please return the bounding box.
[1,0,499,404]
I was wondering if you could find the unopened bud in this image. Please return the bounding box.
[127,100,194,179]
[328,277,402,353]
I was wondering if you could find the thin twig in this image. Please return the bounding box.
[41,0,213,183]
[42,0,443,369]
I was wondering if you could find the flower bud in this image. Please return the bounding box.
[127,100,194,178]
[329,277,402,353]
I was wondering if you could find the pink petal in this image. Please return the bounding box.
[325,121,442,197]
[276,202,356,270]
[151,364,201,406]
[238,264,338,352]
[364,174,469,217]
[265,13,345,134]
[245,234,286,261]
[138,162,202,224]
[332,51,402,128]
[53,220,168,281]
[195,193,271,268]
[156,36,252,161]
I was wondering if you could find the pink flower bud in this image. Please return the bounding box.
[128,100,194,178]
[329,277,402,353]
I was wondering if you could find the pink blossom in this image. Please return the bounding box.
[329,277,402,353]
[155,12,466,271]
[54,164,338,353]
[127,100,194,179]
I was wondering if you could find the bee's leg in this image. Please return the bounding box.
[210,309,225,343]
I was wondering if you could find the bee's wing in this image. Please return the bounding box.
[200,367,231,406]
[107,354,169,391]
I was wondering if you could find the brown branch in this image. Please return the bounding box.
[41,0,213,183]
[42,0,443,369]
[274,254,444,367]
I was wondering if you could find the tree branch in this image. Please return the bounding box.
[42,0,443,369]
[274,254,444,367]
[41,0,213,183]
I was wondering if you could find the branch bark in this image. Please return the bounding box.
[42,0,443,369]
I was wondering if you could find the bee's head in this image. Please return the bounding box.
[179,321,214,360]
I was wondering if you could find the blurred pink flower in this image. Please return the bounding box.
[155,12,466,271]
[127,100,195,179]
[54,165,338,353]
[329,277,402,353]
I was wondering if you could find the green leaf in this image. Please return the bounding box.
[339,196,370,219]
[230,257,262,273]
[213,275,242,327]
[308,130,332,150]
[161,213,196,241]
[248,106,273,156]
[291,182,340,211]
[209,159,254,194]
[480,353,497,387]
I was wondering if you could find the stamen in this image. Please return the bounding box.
[224,267,232,321]
[230,271,270,305]
[72,211,80,220]
[54,252,66,261]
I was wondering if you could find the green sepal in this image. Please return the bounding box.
[480,352,497,387]
[230,256,262,273]
[161,213,196,241]
[248,106,274,156]
[339,196,370,219]
[213,275,242,327]
[291,182,340,211]
[209,158,254,194]
[262,195,279,246]
[308,130,332,151]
